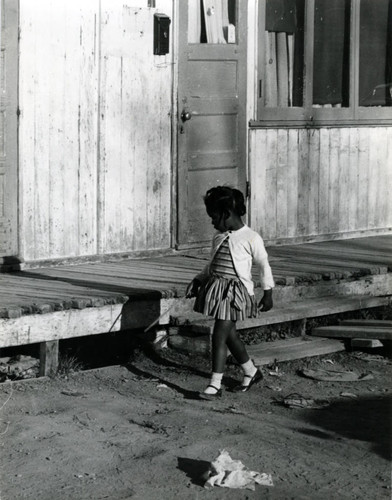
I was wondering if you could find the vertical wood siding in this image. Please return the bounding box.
[98,1,171,254]
[19,0,172,261]
[250,127,392,243]
[0,0,18,256]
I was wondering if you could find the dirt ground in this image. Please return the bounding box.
[0,337,391,500]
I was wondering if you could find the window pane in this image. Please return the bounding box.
[313,0,350,108]
[188,0,237,44]
[359,0,392,107]
[263,0,305,107]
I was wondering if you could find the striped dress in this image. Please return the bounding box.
[194,237,257,321]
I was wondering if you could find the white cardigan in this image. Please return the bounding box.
[195,225,275,296]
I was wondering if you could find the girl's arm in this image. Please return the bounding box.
[251,233,274,311]
[186,233,221,297]
[258,288,273,311]
[185,278,202,298]
[185,264,209,298]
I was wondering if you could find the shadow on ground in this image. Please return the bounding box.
[300,394,392,460]
[177,457,210,486]
[125,362,204,401]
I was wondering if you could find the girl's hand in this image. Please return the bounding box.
[186,279,201,298]
[258,289,273,312]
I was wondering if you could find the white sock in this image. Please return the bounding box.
[204,372,223,394]
[240,359,257,387]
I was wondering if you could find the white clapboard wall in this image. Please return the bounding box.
[18,0,173,261]
[249,127,392,244]
[0,0,18,257]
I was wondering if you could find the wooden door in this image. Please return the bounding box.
[0,0,18,260]
[177,0,247,248]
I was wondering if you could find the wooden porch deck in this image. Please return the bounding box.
[0,235,391,356]
[1,234,391,316]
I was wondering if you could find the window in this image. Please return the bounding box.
[188,0,237,44]
[255,0,392,125]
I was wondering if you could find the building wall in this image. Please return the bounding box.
[0,0,18,258]
[249,127,392,244]
[16,0,392,261]
[18,0,173,262]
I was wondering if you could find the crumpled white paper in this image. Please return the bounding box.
[204,449,274,491]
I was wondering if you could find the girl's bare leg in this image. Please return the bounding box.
[212,319,235,372]
[217,320,261,392]
[226,324,250,365]
[211,319,250,371]
[203,320,233,395]
[205,320,259,395]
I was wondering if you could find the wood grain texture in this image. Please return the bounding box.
[18,1,172,261]
[250,127,392,243]
[0,234,390,320]
[39,340,59,376]
[0,304,124,347]
[0,0,18,257]
[191,295,390,334]
[312,325,392,341]
[247,337,345,365]
[0,235,390,349]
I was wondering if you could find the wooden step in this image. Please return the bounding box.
[339,319,392,327]
[312,325,392,341]
[167,334,345,363]
[188,295,390,335]
[350,339,383,348]
[247,337,345,365]
[338,320,392,347]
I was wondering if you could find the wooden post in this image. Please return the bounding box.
[39,340,59,377]
[299,318,307,338]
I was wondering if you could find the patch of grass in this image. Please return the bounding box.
[56,354,84,377]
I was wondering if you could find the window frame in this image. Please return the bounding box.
[252,0,392,127]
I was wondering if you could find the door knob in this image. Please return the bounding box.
[181,110,192,121]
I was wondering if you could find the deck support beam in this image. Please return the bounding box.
[39,340,59,376]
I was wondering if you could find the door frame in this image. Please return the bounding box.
[172,0,250,250]
[170,0,180,251]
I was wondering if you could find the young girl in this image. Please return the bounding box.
[186,186,274,397]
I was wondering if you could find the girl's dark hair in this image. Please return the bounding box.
[204,186,246,217]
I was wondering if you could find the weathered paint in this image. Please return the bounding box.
[0,0,18,257]
[11,0,392,262]
[0,303,124,347]
[18,0,173,261]
[249,127,392,244]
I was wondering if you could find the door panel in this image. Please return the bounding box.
[188,115,238,151]
[0,0,18,258]
[177,1,247,248]
[188,61,238,93]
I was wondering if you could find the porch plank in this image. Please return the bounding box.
[190,295,390,335]
[312,325,392,341]
[0,235,390,348]
[340,319,392,328]
[168,335,345,364]
[0,304,124,347]
[247,337,345,365]
[268,247,391,272]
